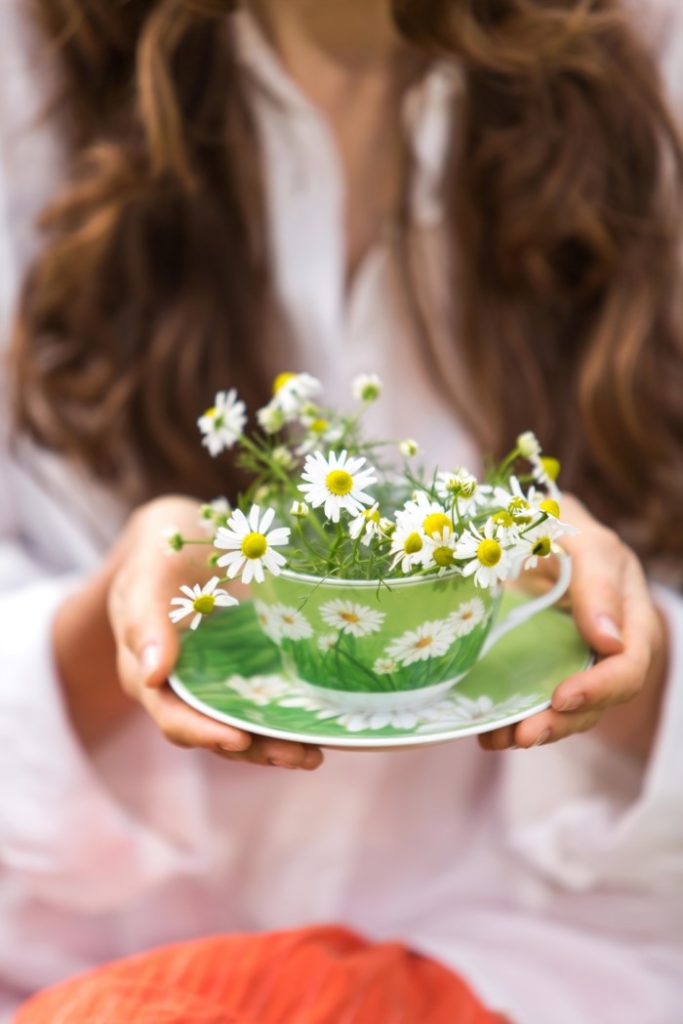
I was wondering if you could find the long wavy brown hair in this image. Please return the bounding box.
[10,0,683,567]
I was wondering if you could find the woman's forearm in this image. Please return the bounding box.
[52,555,136,751]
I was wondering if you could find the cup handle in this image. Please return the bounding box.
[479,553,573,659]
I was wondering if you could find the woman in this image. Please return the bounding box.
[1,0,682,1021]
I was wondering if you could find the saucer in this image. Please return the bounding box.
[169,590,592,750]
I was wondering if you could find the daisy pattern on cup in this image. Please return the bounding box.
[385,619,456,666]
[320,599,386,638]
[269,604,314,641]
[447,598,487,637]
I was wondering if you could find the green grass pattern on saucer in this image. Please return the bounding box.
[169,591,592,746]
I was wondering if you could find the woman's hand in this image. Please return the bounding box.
[56,496,323,771]
[479,495,668,757]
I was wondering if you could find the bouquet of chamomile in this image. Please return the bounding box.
[167,372,573,631]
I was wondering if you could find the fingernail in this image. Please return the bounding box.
[532,729,552,747]
[558,693,585,713]
[596,615,623,644]
[140,642,161,679]
[269,759,300,770]
[302,750,322,770]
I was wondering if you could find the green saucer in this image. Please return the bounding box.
[169,591,592,749]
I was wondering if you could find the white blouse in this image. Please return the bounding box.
[0,4,682,1023]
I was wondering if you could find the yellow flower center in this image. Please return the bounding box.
[508,497,530,513]
[414,636,433,649]
[477,538,503,567]
[539,498,560,519]
[326,469,354,496]
[540,456,561,482]
[340,611,360,624]
[492,510,515,528]
[433,546,454,568]
[204,406,216,419]
[241,532,268,559]
[309,418,329,434]
[364,508,381,524]
[423,512,451,537]
[193,594,216,616]
[532,536,552,557]
[403,532,423,555]
[273,372,296,395]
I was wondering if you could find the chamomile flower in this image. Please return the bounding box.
[348,503,383,546]
[256,404,285,435]
[197,389,247,456]
[447,598,487,637]
[290,500,310,518]
[319,599,386,637]
[199,497,232,534]
[215,505,290,584]
[299,450,377,523]
[435,468,479,513]
[169,577,237,631]
[517,431,542,460]
[271,372,322,419]
[352,373,382,402]
[390,521,429,573]
[271,445,295,470]
[455,520,512,588]
[398,439,420,458]
[424,528,458,573]
[295,415,344,456]
[161,526,184,554]
[396,491,454,541]
[385,619,455,666]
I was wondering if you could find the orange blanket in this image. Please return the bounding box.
[17,925,510,1023]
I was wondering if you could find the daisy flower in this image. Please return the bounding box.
[390,520,429,574]
[269,603,314,641]
[169,577,237,631]
[256,403,286,435]
[319,599,386,637]
[373,656,398,675]
[447,598,487,637]
[396,491,453,541]
[228,674,292,706]
[295,415,344,456]
[271,372,322,419]
[424,528,458,572]
[199,497,232,534]
[197,389,247,456]
[435,469,480,515]
[352,373,382,403]
[398,439,420,458]
[348,503,384,546]
[215,505,290,585]
[517,431,542,459]
[454,520,512,588]
[161,525,184,554]
[299,450,377,523]
[385,619,455,666]
[318,632,339,653]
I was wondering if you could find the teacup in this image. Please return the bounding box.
[250,556,571,712]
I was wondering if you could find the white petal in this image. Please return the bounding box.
[190,614,203,630]
[259,507,275,533]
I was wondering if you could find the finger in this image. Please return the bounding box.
[552,561,654,713]
[110,561,181,690]
[140,685,252,753]
[216,741,324,771]
[561,525,626,656]
[512,707,603,747]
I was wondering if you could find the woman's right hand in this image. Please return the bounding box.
[56,496,324,771]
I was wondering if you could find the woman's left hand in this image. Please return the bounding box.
[479,495,668,755]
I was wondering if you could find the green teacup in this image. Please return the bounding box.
[250,556,571,712]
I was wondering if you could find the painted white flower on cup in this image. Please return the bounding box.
[447,598,487,638]
[385,619,455,666]
[269,603,314,641]
[373,656,398,675]
[253,600,283,643]
[299,450,377,523]
[317,632,339,653]
[228,674,292,706]
[215,505,290,585]
[169,577,237,631]
[320,599,386,638]
[197,389,247,456]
